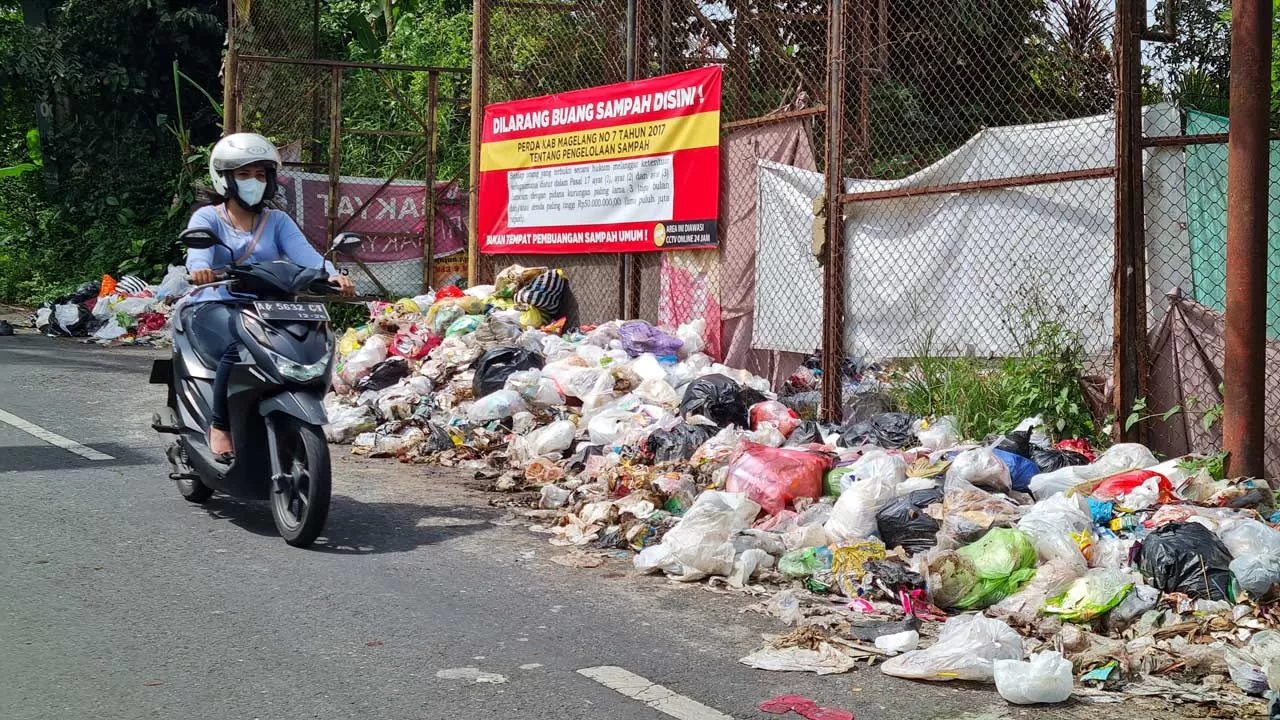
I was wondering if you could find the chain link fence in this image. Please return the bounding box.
[1138,1,1280,474]
[229,3,470,298]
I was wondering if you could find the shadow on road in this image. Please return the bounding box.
[201,493,498,554]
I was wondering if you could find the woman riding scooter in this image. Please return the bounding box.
[185,133,355,459]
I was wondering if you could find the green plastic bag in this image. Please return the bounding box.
[953,528,1038,609]
[778,546,833,579]
[445,314,484,338]
[1043,568,1133,622]
[823,467,857,497]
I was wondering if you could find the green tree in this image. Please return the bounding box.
[0,0,224,303]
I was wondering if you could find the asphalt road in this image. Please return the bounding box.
[0,333,1174,720]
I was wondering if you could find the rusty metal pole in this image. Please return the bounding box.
[1223,0,1274,480]
[622,0,640,320]
[821,0,847,423]
[1112,0,1147,442]
[467,0,489,288]
[326,66,343,243]
[423,72,440,293]
[224,0,239,131]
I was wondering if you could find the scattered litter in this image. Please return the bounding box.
[435,667,509,684]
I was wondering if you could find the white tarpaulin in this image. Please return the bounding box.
[754,105,1187,358]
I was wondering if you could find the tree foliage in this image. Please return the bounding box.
[0,0,224,303]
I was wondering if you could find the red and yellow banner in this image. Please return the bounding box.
[478,67,722,255]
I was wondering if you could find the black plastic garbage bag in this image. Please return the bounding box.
[784,421,823,447]
[473,346,544,398]
[1031,448,1090,474]
[69,280,101,304]
[876,487,945,554]
[991,430,1033,459]
[679,374,749,427]
[356,357,410,392]
[839,412,916,449]
[644,423,718,463]
[739,386,769,410]
[0,320,13,336]
[1137,522,1234,600]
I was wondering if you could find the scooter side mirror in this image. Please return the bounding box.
[330,232,364,254]
[179,228,224,250]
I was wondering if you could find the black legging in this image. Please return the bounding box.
[188,302,242,432]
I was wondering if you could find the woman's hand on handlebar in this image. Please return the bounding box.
[191,268,218,285]
[330,274,356,296]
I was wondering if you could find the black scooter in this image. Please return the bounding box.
[151,227,361,547]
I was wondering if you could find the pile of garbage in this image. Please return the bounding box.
[31,269,189,345]
[327,267,1280,711]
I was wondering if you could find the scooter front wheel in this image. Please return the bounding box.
[267,417,332,548]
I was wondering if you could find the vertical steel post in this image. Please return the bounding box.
[1223,0,1274,480]
[225,0,239,131]
[467,0,490,287]
[821,0,848,423]
[622,0,640,320]
[423,72,440,293]
[1112,0,1147,441]
[326,66,343,243]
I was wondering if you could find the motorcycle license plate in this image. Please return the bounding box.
[253,301,330,322]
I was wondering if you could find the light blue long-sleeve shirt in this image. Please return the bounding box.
[184,205,337,303]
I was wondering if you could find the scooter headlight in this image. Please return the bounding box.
[273,355,329,383]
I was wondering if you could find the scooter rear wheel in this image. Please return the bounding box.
[268,417,332,548]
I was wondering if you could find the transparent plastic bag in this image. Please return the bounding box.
[915,416,960,451]
[340,334,389,384]
[467,389,528,423]
[824,452,905,543]
[1220,520,1280,597]
[1042,568,1134,622]
[1016,492,1092,566]
[631,491,762,581]
[994,651,1074,704]
[880,614,1024,683]
[949,446,1012,493]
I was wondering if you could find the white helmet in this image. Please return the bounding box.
[208,133,281,207]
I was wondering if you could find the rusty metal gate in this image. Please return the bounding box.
[226,2,471,297]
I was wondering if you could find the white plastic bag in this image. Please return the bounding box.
[634,378,680,407]
[630,354,668,382]
[111,296,153,316]
[824,452,905,543]
[92,317,128,341]
[880,613,1024,683]
[92,294,120,319]
[588,408,639,446]
[340,335,389,384]
[524,420,576,458]
[916,416,960,451]
[1225,631,1280,695]
[632,491,761,581]
[1220,519,1280,597]
[155,265,191,300]
[467,389,528,423]
[324,405,378,444]
[54,303,83,332]
[676,319,706,357]
[875,630,920,655]
[994,651,1074,704]
[950,446,1012,493]
[1016,492,1091,566]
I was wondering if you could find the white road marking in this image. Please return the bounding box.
[578,666,736,720]
[0,408,114,461]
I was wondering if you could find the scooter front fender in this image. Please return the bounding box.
[259,392,328,426]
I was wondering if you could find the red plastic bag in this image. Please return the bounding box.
[1057,438,1096,462]
[1091,469,1174,504]
[435,285,465,301]
[725,442,832,515]
[750,400,801,437]
[389,327,438,360]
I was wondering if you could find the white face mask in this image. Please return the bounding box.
[235,178,267,207]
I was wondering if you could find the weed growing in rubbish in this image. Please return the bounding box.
[889,301,1096,443]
